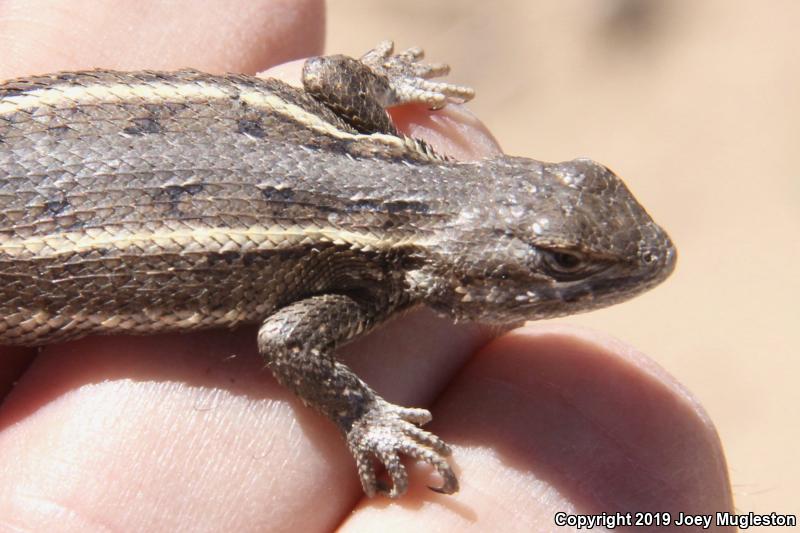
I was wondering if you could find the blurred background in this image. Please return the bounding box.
[328,0,797,514]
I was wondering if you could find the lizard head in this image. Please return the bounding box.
[409,157,676,325]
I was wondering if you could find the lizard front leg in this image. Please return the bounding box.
[257,294,457,498]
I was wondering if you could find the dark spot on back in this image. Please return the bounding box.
[45,198,70,216]
[238,118,266,138]
[383,200,430,214]
[162,183,204,214]
[55,72,82,82]
[0,78,50,98]
[342,198,430,215]
[261,186,295,202]
[144,102,185,117]
[123,117,162,135]
[351,199,381,211]
[0,88,27,98]
[184,183,204,195]
[220,251,240,264]
[46,124,71,136]
[164,184,204,202]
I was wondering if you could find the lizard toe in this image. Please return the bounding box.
[346,400,457,498]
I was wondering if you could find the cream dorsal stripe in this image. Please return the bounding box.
[0,78,407,148]
[0,223,424,258]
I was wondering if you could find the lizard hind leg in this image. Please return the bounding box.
[361,40,475,110]
[301,40,475,135]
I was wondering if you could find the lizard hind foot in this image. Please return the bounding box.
[361,40,475,110]
[347,400,459,498]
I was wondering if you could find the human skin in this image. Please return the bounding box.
[0,1,733,531]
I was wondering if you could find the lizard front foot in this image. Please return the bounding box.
[347,399,458,498]
[361,40,475,109]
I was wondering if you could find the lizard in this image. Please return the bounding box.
[0,41,676,498]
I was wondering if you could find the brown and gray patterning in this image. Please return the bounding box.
[0,41,675,497]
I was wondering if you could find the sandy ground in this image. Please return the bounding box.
[328,0,798,514]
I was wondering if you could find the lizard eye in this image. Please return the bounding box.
[542,250,588,280]
[550,252,581,271]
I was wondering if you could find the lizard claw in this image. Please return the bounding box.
[361,40,475,110]
[347,399,458,498]
[362,40,396,63]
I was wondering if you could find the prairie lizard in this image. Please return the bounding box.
[0,41,676,498]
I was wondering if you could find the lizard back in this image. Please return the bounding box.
[0,70,451,344]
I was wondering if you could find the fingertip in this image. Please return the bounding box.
[0,0,325,77]
[437,323,733,513]
[389,103,502,161]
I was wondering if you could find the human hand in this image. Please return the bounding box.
[0,1,733,531]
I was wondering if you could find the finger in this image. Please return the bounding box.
[0,0,324,77]
[343,324,734,530]
[0,329,368,530]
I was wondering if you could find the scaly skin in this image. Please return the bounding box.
[0,41,675,497]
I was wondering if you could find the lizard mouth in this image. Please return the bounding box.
[508,232,677,320]
[557,234,677,308]
[447,228,678,325]
[643,239,678,285]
